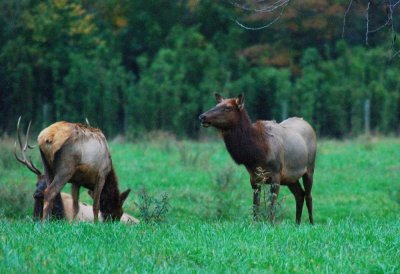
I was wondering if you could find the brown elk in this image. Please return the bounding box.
[38,120,131,222]
[199,94,317,224]
[38,121,130,222]
[15,118,135,223]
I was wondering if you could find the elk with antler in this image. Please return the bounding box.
[15,118,137,223]
[13,117,64,220]
[199,94,317,224]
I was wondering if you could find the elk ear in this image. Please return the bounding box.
[214,93,224,103]
[236,93,245,109]
[120,189,131,204]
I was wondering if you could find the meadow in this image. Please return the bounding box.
[0,136,399,273]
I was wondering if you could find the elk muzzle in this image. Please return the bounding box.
[198,113,211,127]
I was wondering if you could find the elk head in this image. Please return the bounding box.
[89,188,131,221]
[199,93,245,130]
[14,117,48,220]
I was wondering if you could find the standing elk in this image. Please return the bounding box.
[15,118,137,223]
[199,94,317,224]
[15,118,131,222]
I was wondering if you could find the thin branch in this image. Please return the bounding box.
[389,0,399,58]
[342,0,354,38]
[233,8,285,30]
[364,0,397,47]
[368,19,391,33]
[232,1,288,30]
[368,0,392,34]
[366,0,371,45]
[230,0,290,13]
[388,0,395,45]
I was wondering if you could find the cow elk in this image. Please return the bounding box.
[199,94,317,224]
[15,118,136,223]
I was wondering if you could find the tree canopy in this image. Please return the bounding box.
[1,0,399,138]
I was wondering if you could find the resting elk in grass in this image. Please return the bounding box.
[15,118,134,222]
[199,94,317,224]
[32,177,137,223]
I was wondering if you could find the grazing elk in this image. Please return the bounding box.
[15,118,137,223]
[199,94,317,224]
[37,120,131,222]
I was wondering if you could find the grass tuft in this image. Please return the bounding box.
[134,187,170,224]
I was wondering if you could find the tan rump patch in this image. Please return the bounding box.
[38,121,106,165]
[38,122,74,163]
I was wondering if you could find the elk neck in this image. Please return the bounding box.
[33,199,44,220]
[221,110,268,168]
[100,166,121,216]
[33,192,65,220]
[52,193,65,220]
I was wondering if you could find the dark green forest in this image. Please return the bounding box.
[1,0,399,139]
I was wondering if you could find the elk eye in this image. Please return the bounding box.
[224,107,233,112]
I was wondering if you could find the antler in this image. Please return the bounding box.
[14,116,42,176]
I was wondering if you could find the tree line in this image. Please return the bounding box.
[1,0,399,139]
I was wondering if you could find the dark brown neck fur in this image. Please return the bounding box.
[52,193,65,219]
[33,200,44,220]
[221,110,267,168]
[100,166,121,220]
[34,193,65,221]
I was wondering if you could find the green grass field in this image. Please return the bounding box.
[0,137,399,273]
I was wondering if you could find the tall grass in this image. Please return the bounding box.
[0,137,34,218]
[0,137,399,272]
[0,219,398,273]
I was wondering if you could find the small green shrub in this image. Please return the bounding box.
[255,167,286,223]
[134,187,170,224]
[256,184,287,224]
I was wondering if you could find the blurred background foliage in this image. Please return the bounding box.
[0,0,399,139]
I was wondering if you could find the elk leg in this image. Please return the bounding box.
[92,174,106,223]
[42,150,75,223]
[269,179,281,223]
[302,173,314,224]
[42,200,54,223]
[42,173,71,223]
[252,186,261,220]
[71,184,80,221]
[288,181,305,224]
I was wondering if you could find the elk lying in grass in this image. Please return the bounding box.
[199,94,317,224]
[15,118,137,223]
[33,182,139,223]
[33,180,139,223]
